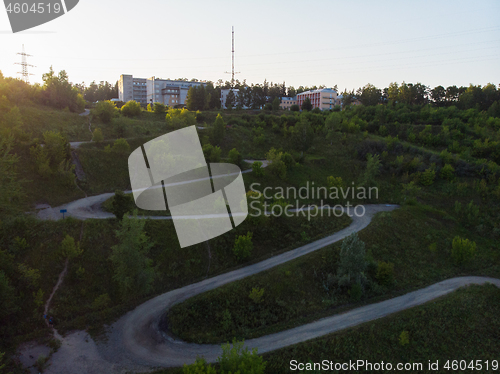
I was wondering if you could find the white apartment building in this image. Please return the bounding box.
[118,75,207,107]
[296,88,340,111]
[118,75,147,104]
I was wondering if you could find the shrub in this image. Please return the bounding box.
[454,200,480,226]
[91,293,111,311]
[30,144,52,178]
[43,130,68,168]
[57,159,76,188]
[290,116,314,153]
[360,154,381,187]
[210,146,221,162]
[399,331,410,346]
[18,263,40,288]
[266,148,287,179]
[233,232,253,261]
[183,357,217,374]
[228,148,242,166]
[165,108,197,128]
[440,164,455,180]
[221,309,233,332]
[451,236,477,265]
[217,339,266,374]
[375,261,394,286]
[290,104,300,111]
[281,152,295,170]
[350,283,362,301]
[60,235,82,259]
[35,355,48,372]
[327,176,343,190]
[202,144,213,160]
[121,100,142,117]
[252,161,264,177]
[110,190,133,220]
[93,100,118,123]
[420,167,436,186]
[92,128,104,142]
[337,232,367,287]
[108,138,130,153]
[357,139,387,160]
[153,102,166,115]
[76,266,85,279]
[440,149,454,164]
[248,287,265,304]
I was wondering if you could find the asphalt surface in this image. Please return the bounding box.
[34,142,499,372]
[37,159,268,221]
[40,203,500,373]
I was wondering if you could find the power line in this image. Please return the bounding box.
[15,44,35,83]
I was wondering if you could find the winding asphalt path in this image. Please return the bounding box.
[40,203,500,373]
[37,159,268,221]
[35,142,499,372]
[93,205,499,368]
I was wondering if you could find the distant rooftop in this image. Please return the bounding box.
[297,88,337,95]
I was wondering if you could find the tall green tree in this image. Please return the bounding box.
[337,232,367,287]
[431,85,446,106]
[301,97,312,111]
[360,153,381,187]
[0,270,18,319]
[211,113,225,145]
[272,97,280,111]
[225,90,235,110]
[358,83,381,106]
[185,86,197,111]
[110,211,157,300]
[110,190,133,220]
[41,66,85,112]
[290,115,314,155]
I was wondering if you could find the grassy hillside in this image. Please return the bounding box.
[167,204,499,344]
[2,102,500,372]
[154,284,500,374]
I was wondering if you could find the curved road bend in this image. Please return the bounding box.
[104,276,499,368]
[42,203,500,373]
[37,159,268,221]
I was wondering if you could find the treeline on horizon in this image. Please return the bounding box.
[185,79,500,114]
[1,68,499,114]
[0,68,118,113]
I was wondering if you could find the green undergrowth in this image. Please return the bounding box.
[263,283,500,373]
[19,104,89,141]
[13,144,86,209]
[153,284,500,374]
[167,204,500,344]
[0,209,350,345]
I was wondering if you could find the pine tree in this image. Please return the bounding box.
[211,113,225,145]
[110,212,157,300]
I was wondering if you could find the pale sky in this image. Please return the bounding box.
[1,0,499,92]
